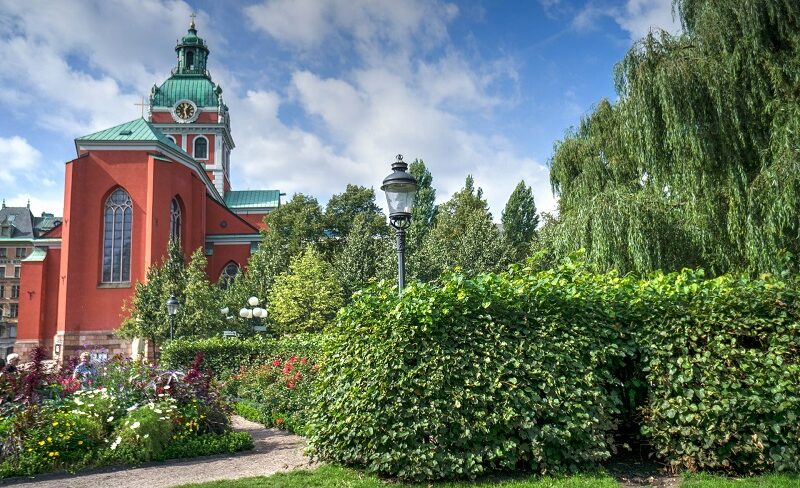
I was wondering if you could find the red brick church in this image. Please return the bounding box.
[15,21,279,361]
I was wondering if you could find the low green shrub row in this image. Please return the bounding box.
[158,431,254,460]
[307,258,800,480]
[161,333,325,377]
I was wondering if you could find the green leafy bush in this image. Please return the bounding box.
[2,408,104,477]
[161,333,324,378]
[103,399,176,464]
[157,431,253,460]
[309,261,631,481]
[634,271,800,473]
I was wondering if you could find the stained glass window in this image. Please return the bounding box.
[102,188,132,283]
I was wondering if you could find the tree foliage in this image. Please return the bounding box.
[418,175,511,280]
[501,180,538,260]
[548,0,800,275]
[269,247,344,334]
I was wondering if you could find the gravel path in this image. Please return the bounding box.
[2,416,317,488]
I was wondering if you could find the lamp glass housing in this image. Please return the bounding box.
[383,181,416,217]
[166,296,179,316]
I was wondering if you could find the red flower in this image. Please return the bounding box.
[289,356,298,364]
[275,418,284,425]
[300,357,308,365]
[287,381,296,389]
[272,359,281,367]
[282,363,293,375]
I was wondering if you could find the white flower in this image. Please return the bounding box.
[107,416,114,422]
[110,436,121,450]
[74,399,84,406]
[130,421,141,430]
[154,409,163,414]
[126,405,138,412]
[163,385,171,390]
[143,434,149,439]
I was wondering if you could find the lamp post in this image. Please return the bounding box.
[381,154,418,294]
[166,294,180,340]
[239,296,268,334]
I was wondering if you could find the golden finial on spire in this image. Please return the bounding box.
[190,12,196,29]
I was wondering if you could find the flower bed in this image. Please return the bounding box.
[0,349,253,478]
[230,355,318,435]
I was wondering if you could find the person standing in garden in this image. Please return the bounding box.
[3,353,19,374]
[72,352,97,385]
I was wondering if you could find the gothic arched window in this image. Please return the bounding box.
[194,137,208,159]
[102,188,132,283]
[170,198,182,243]
[219,262,239,289]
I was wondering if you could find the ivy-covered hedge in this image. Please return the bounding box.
[161,333,325,377]
[308,258,800,480]
[634,271,800,473]
[309,261,632,481]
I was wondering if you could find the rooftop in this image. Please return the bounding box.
[224,190,281,210]
[76,118,184,153]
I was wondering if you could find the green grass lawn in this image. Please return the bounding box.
[176,465,618,488]
[681,472,800,487]
[177,465,800,488]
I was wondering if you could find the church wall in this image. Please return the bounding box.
[236,212,269,230]
[15,248,60,358]
[57,151,152,336]
[208,244,253,282]
[205,198,259,235]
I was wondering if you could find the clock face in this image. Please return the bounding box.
[175,101,196,120]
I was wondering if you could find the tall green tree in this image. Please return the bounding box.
[178,248,226,338]
[119,240,185,349]
[419,175,512,279]
[325,184,386,239]
[406,159,437,281]
[332,213,386,300]
[502,180,539,261]
[548,0,800,275]
[269,247,344,334]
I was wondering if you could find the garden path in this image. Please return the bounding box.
[3,416,317,488]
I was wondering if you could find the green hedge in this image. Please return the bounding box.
[161,333,325,377]
[634,271,800,472]
[309,261,632,481]
[158,431,254,460]
[308,258,800,480]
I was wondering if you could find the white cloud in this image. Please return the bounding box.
[0,0,204,135]
[614,0,680,39]
[571,0,680,39]
[0,136,41,184]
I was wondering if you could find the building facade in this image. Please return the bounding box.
[15,21,279,361]
[0,204,61,358]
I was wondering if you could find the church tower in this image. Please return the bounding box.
[148,18,233,196]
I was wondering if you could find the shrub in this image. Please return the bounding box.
[234,356,318,434]
[157,431,253,460]
[4,408,104,477]
[309,261,631,481]
[104,399,176,464]
[634,271,800,473]
[161,333,324,378]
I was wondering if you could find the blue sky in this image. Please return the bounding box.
[0,0,678,219]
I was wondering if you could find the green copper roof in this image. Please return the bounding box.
[76,118,184,153]
[152,76,219,108]
[22,247,47,263]
[225,190,281,209]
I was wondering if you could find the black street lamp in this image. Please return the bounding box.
[166,294,180,340]
[381,154,418,294]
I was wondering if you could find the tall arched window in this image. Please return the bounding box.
[186,50,194,69]
[102,188,132,283]
[170,198,182,243]
[193,136,208,159]
[219,262,239,289]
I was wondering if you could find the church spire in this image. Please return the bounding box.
[174,14,209,76]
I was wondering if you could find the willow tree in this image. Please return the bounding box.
[549,0,800,275]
